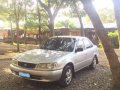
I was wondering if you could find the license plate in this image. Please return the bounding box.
[19,72,30,78]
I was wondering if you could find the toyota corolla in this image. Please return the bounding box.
[10,36,99,87]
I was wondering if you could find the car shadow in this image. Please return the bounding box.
[22,66,98,90]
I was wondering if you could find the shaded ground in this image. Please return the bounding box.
[0,42,119,90]
[0,42,38,55]
[0,42,38,60]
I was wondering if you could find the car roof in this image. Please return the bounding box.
[53,36,87,40]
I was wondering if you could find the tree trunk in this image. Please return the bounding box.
[37,1,41,48]
[81,0,120,90]
[16,18,20,52]
[76,9,85,36]
[112,0,120,48]
[78,16,84,36]
[73,0,85,36]
[24,31,27,44]
[24,3,27,44]
[48,17,55,36]
[13,0,20,52]
[10,18,14,44]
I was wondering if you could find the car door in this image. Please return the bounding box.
[83,38,94,66]
[74,39,88,71]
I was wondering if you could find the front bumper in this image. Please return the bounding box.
[10,64,63,82]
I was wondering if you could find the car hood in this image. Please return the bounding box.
[16,49,71,64]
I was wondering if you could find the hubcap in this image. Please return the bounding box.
[93,57,97,68]
[65,69,72,85]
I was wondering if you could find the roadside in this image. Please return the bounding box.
[0,42,120,90]
[0,42,119,62]
[0,52,111,90]
[0,42,38,60]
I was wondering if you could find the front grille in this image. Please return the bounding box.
[30,75,42,80]
[18,61,36,69]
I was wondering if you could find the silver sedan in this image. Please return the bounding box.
[10,36,99,87]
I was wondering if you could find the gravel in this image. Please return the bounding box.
[0,50,115,90]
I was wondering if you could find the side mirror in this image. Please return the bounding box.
[75,48,83,53]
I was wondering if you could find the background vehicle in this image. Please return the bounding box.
[10,36,99,87]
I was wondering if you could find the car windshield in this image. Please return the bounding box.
[40,37,75,52]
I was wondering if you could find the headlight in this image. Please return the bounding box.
[35,63,58,70]
[12,59,18,66]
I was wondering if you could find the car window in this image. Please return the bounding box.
[83,38,93,49]
[40,37,75,52]
[76,40,84,49]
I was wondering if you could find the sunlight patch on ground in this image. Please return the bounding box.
[5,52,18,56]
[3,68,11,74]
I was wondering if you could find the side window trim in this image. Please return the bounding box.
[76,39,84,50]
[86,45,93,49]
[81,39,85,50]
[83,38,93,49]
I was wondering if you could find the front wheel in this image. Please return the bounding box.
[59,65,73,87]
[89,56,97,69]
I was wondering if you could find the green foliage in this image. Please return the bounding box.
[108,31,118,38]
[98,31,119,49]
[68,0,86,17]
[68,21,76,28]
[98,41,102,48]
[99,8,115,23]
[55,19,76,28]
[85,8,115,24]
[0,0,13,20]
[107,31,119,48]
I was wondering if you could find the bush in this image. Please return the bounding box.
[107,31,119,48]
[98,41,103,48]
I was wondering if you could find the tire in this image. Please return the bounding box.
[89,56,97,69]
[59,65,73,87]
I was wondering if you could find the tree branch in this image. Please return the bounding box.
[48,0,51,9]
[73,0,84,36]
[53,0,65,18]
[17,0,23,20]
[38,0,52,17]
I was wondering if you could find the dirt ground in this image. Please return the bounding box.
[0,42,38,54]
[0,42,120,90]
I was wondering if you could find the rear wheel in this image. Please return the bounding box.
[59,65,73,87]
[89,56,97,69]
